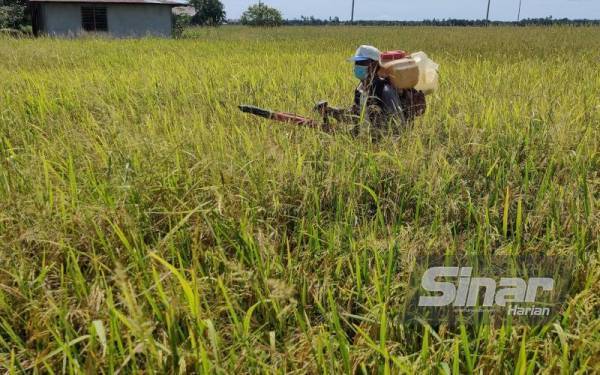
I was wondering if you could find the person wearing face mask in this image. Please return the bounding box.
[317,45,426,132]
[351,45,403,121]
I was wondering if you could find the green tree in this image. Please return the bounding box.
[240,2,283,27]
[190,0,226,26]
[0,0,27,29]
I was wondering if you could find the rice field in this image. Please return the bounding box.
[0,26,599,373]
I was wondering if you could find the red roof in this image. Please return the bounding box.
[29,0,189,5]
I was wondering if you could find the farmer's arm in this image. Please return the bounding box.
[325,105,361,123]
[315,89,361,123]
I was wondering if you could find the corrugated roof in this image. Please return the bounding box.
[29,0,189,5]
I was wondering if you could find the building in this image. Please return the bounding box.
[30,0,189,38]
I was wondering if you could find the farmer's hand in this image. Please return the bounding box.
[313,100,329,115]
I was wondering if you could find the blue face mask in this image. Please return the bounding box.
[354,65,369,80]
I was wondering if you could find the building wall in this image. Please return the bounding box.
[108,4,173,37]
[41,3,82,36]
[40,3,173,37]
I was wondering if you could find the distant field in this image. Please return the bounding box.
[0,26,598,373]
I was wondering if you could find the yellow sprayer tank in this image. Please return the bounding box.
[378,58,420,89]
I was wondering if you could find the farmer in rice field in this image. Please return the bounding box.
[317,45,426,131]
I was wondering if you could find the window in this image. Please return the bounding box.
[81,5,108,32]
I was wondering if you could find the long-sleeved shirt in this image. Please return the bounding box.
[354,77,403,117]
[325,78,426,125]
[353,78,427,124]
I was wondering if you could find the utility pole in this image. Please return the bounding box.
[517,0,522,21]
[351,0,355,23]
[486,0,491,22]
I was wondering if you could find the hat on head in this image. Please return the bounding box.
[349,45,381,62]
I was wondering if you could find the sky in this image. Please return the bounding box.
[221,0,600,21]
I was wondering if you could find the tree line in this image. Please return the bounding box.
[2,0,598,34]
[183,1,599,28]
[278,17,600,27]
[180,1,600,28]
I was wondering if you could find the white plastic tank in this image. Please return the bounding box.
[410,51,439,94]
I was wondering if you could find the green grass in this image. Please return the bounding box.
[0,26,598,373]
